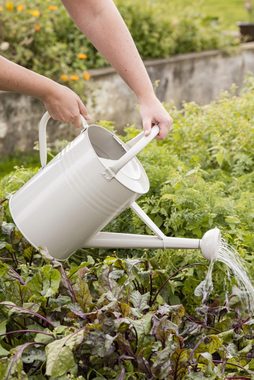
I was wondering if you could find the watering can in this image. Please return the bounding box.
[9,112,221,261]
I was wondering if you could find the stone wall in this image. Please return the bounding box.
[1,43,254,156]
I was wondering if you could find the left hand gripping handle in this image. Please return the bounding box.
[38,111,89,168]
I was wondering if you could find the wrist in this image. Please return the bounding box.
[37,77,60,102]
[136,91,158,105]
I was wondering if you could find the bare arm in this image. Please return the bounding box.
[0,55,89,128]
[61,0,173,138]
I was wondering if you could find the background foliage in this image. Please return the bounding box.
[0,0,239,93]
[0,78,254,378]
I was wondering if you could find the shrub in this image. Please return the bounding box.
[106,80,254,260]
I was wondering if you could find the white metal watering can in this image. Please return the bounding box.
[9,112,221,261]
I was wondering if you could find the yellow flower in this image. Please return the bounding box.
[28,9,40,17]
[83,71,91,81]
[34,23,41,32]
[60,74,69,82]
[17,4,24,12]
[48,5,58,11]
[6,2,14,11]
[0,42,9,51]
[70,75,79,81]
[77,53,88,60]
[0,5,3,12]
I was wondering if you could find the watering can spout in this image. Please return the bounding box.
[82,227,222,262]
[82,202,221,261]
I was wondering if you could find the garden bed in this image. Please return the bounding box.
[0,79,254,379]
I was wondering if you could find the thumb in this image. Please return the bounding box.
[143,118,152,136]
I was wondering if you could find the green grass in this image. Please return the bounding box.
[156,0,247,29]
[192,0,247,28]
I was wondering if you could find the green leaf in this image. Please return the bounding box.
[41,265,61,298]
[104,256,118,265]
[73,277,92,311]
[170,348,190,379]
[0,320,7,336]
[35,330,54,345]
[151,344,172,378]
[0,344,9,357]
[0,262,9,277]
[27,265,61,299]
[130,291,150,312]
[129,312,152,340]
[45,331,84,377]
[46,344,75,378]
[22,349,46,364]
[215,151,225,167]
[196,335,223,354]
[0,358,9,379]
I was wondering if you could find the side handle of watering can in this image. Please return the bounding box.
[104,125,160,179]
[38,111,89,168]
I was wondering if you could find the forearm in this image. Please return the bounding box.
[61,0,156,102]
[0,55,54,99]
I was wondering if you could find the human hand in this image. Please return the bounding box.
[40,82,91,128]
[138,94,173,139]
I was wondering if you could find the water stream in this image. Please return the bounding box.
[195,238,254,314]
[194,259,214,303]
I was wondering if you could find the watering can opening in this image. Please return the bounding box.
[87,125,126,160]
[86,125,149,194]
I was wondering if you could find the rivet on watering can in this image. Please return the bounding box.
[102,167,116,181]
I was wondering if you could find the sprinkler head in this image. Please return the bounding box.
[200,227,221,261]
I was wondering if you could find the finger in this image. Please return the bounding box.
[71,114,82,129]
[44,105,61,122]
[143,118,152,136]
[157,118,173,139]
[168,115,174,131]
[157,125,167,140]
[78,98,91,120]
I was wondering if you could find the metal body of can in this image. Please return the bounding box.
[9,113,151,259]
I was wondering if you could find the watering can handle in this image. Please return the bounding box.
[105,125,160,178]
[38,111,89,168]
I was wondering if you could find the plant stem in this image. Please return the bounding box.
[0,329,54,337]
[213,359,253,375]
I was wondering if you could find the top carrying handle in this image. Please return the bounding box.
[38,111,89,168]
[104,125,160,179]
